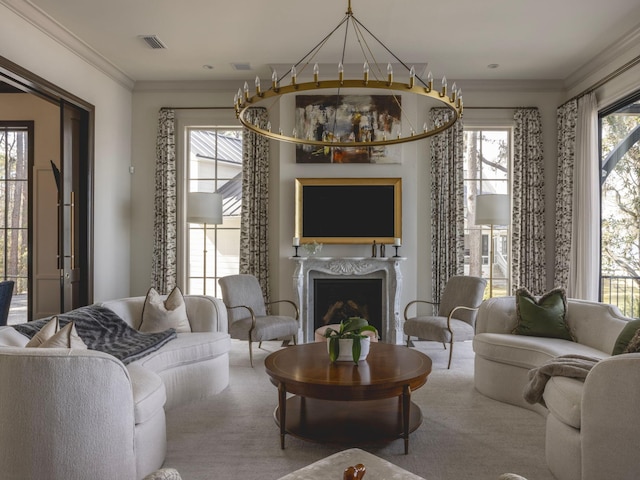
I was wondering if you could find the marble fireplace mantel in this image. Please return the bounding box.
[291,257,405,344]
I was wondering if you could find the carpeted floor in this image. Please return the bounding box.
[163,340,555,480]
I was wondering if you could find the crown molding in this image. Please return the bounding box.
[564,24,640,93]
[1,0,135,91]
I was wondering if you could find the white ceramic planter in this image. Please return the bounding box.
[328,337,371,362]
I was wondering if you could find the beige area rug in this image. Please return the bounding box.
[163,340,554,480]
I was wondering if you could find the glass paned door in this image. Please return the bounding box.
[0,124,30,324]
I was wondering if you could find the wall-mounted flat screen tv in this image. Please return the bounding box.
[295,177,402,244]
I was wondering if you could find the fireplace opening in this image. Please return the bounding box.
[313,278,383,339]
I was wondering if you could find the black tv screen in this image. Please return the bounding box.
[295,178,402,244]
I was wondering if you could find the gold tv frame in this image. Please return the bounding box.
[295,177,402,245]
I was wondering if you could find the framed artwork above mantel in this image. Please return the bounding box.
[295,177,402,245]
[295,94,402,164]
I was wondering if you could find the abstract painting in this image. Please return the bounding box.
[295,94,402,164]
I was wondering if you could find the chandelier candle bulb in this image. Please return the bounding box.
[409,66,415,88]
[271,70,278,90]
[387,63,393,85]
[440,76,447,97]
[266,121,271,132]
[363,62,369,84]
[291,65,297,85]
[427,71,434,91]
[255,76,261,95]
[338,62,344,84]
[243,81,250,101]
[451,82,457,102]
[313,63,320,85]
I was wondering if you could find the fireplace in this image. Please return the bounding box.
[291,257,405,344]
[313,278,383,334]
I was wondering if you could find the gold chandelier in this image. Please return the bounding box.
[234,0,463,148]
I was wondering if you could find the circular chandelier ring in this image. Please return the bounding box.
[237,79,462,148]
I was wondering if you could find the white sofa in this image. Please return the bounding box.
[0,294,231,480]
[473,296,640,480]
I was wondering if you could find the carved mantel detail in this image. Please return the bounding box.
[291,257,405,344]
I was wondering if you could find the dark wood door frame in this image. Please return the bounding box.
[0,55,94,311]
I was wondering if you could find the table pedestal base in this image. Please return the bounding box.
[274,396,422,453]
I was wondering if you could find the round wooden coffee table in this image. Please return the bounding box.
[264,342,432,454]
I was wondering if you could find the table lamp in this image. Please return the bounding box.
[187,192,223,295]
[474,194,510,297]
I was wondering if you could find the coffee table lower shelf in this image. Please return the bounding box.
[274,395,423,447]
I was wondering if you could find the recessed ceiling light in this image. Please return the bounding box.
[487,63,499,69]
[202,65,214,70]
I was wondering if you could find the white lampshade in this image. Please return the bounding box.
[475,194,510,226]
[187,192,223,224]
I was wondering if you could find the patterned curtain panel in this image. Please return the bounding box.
[151,108,177,293]
[512,108,546,295]
[430,108,465,307]
[240,107,271,305]
[554,99,578,290]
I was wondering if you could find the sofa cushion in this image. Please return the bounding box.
[474,333,609,370]
[127,364,166,424]
[513,288,574,341]
[612,319,640,355]
[140,287,191,334]
[131,332,230,373]
[543,376,584,429]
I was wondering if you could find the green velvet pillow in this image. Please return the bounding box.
[513,287,574,341]
[612,319,640,355]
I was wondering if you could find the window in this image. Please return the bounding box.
[463,128,511,297]
[600,92,640,317]
[0,123,30,323]
[185,127,242,297]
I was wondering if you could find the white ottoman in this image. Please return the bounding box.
[278,448,425,480]
[314,325,379,343]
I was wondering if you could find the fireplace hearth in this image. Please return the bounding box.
[313,278,383,334]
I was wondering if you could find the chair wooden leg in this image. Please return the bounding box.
[447,341,454,369]
[406,335,411,347]
[249,340,254,367]
[442,342,447,350]
[292,334,297,345]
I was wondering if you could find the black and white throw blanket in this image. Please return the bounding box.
[13,305,176,364]
[523,354,600,406]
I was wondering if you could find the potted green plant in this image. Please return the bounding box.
[324,317,378,364]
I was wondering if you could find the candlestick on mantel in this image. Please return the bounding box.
[393,238,401,257]
[292,237,300,257]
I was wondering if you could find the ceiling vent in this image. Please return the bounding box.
[139,35,167,49]
[231,63,252,71]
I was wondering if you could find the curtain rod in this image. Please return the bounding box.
[565,52,640,105]
[160,106,234,110]
[464,107,533,110]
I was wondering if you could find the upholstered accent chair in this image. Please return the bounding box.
[0,280,14,326]
[218,274,299,366]
[403,275,487,368]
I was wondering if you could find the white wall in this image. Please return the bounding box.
[0,3,133,302]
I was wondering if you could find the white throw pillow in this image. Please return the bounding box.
[25,316,60,347]
[140,286,191,333]
[40,321,87,349]
[26,316,87,349]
